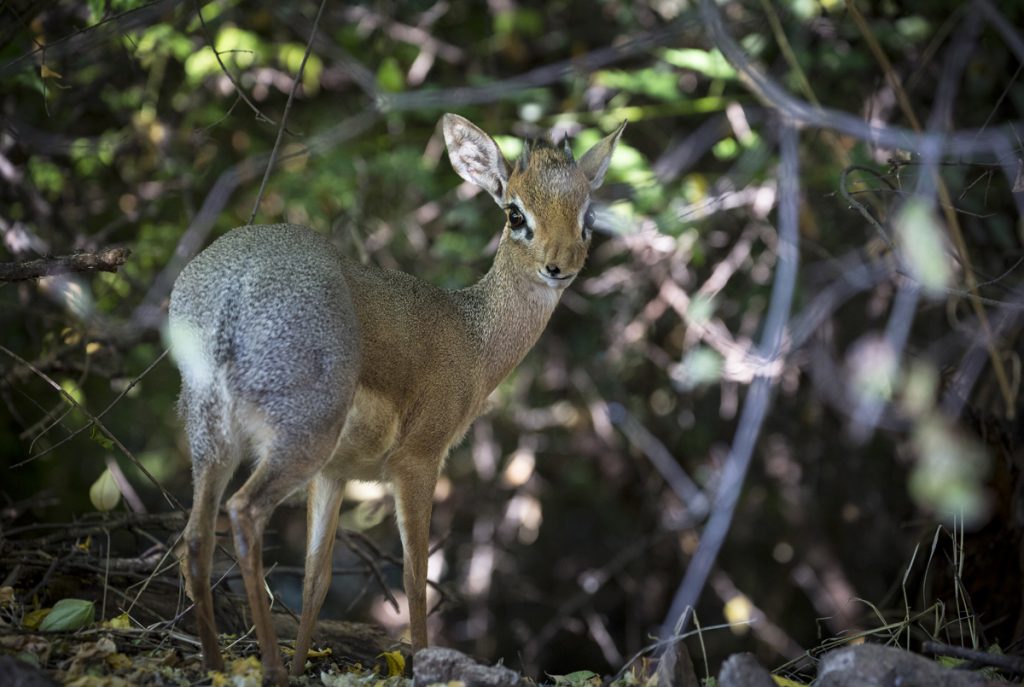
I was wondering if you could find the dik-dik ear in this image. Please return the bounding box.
[579,120,627,190]
[442,113,510,206]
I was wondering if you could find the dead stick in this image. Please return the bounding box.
[0,247,130,282]
[921,641,1024,674]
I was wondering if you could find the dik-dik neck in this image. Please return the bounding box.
[459,244,562,393]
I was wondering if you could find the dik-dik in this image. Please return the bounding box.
[168,114,624,684]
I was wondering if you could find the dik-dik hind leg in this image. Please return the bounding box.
[181,437,239,671]
[393,465,439,651]
[291,474,345,676]
[225,440,335,686]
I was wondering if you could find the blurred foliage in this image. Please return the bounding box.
[2,0,1023,679]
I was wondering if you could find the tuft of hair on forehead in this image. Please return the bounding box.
[515,138,576,174]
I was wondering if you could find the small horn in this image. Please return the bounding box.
[517,139,531,172]
[562,134,573,161]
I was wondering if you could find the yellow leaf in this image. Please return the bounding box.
[377,650,406,677]
[85,342,102,355]
[0,586,14,606]
[208,672,229,687]
[24,607,51,630]
[89,468,121,512]
[40,64,62,79]
[308,647,332,658]
[104,612,131,629]
[772,676,807,687]
[77,535,92,552]
[722,593,754,633]
[106,652,132,670]
[229,655,262,684]
[231,656,261,672]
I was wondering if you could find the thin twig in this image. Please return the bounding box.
[247,0,328,225]
[340,531,400,613]
[193,0,277,127]
[14,349,171,467]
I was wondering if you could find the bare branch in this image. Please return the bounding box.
[698,0,1021,157]
[0,247,131,282]
[659,121,802,643]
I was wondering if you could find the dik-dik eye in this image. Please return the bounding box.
[507,205,526,229]
[583,206,596,239]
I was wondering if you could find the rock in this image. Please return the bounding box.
[718,653,776,687]
[657,641,699,687]
[0,656,60,687]
[817,643,987,687]
[413,647,522,687]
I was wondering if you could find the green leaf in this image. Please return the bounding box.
[38,598,95,632]
[87,0,105,23]
[89,425,114,450]
[671,347,723,390]
[595,68,681,101]
[687,295,716,326]
[909,415,990,526]
[549,671,601,687]
[376,57,404,93]
[895,198,951,297]
[660,48,736,80]
[494,8,544,37]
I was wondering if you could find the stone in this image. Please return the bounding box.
[718,653,776,687]
[0,656,59,687]
[413,647,522,687]
[817,643,987,687]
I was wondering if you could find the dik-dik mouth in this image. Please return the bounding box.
[538,270,575,288]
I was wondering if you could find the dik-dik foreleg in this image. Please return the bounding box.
[225,434,339,686]
[392,461,440,651]
[291,474,346,676]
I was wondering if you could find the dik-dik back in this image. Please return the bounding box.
[168,113,624,685]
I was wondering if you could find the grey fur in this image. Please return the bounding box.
[168,224,360,475]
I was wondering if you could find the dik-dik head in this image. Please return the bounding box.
[442,113,625,289]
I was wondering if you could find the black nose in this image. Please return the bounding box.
[546,264,561,276]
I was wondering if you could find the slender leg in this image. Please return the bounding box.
[291,474,345,676]
[393,465,438,651]
[225,447,330,687]
[181,450,238,671]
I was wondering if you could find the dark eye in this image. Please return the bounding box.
[583,207,596,238]
[507,205,526,230]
